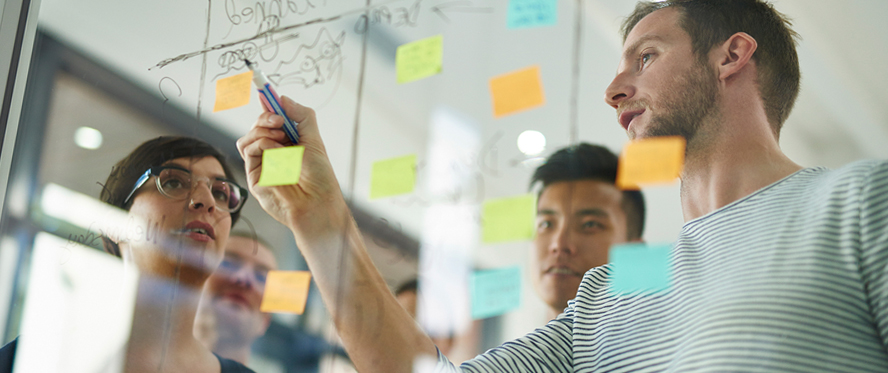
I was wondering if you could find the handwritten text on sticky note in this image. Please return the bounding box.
[489,65,545,117]
[482,194,535,244]
[213,71,253,112]
[616,136,685,190]
[609,243,672,295]
[507,0,558,29]
[260,270,312,314]
[471,266,522,319]
[370,154,417,199]
[258,146,305,187]
[397,35,443,84]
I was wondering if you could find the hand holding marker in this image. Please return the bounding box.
[245,59,300,144]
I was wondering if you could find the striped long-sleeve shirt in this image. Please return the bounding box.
[439,159,888,372]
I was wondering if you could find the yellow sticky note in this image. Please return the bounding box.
[260,270,312,314]
[396,35,443,84]
[482,194,536,244]
[258,146,305,187]
[370,154,416,199]
[616,136,686,190]
[213,71,253,112]
[489,65,545,117]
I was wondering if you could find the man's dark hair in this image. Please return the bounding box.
[530,143,645,240]
[100,136,243,257]
[621,0,800,137]
[395,279,419,296]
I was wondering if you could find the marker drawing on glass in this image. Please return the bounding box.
[245,59,300,144]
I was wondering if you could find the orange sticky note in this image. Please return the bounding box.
[260,270,312,314]
[616,136,686,190]
[489,65,545,117]
[213,71,253,112]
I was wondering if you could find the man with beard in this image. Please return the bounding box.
[236,0,888,371]
[195,232,278,366]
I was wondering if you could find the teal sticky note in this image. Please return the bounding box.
[609,243,672,295]
[507,0,557,29]
[471,266,522,319]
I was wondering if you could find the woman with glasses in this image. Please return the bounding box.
[2,136,255,373]
[96,136,254,372]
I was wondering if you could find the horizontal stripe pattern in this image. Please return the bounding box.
[434,160,888,372]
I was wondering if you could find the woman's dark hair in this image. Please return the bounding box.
[99,136,242,257]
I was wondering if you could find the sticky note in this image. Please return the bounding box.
[616,136,685,190]
[609,243,672,295]
[370,154,416,199]
[489,65,545,117]
[396,35,443,84]
[507,0,557,29]
[258,146,305,187]
[482,194,535,244]
[260,270,312,314]
[213,71,253,112]
[471,266,522,319]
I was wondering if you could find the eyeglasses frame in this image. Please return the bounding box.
[122,165,248,213]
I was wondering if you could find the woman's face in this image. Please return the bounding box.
[124,156,232,282]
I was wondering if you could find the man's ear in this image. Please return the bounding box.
[716,32,757,81]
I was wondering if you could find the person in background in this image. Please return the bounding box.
[529,143,645,319]
[195,231,278,366]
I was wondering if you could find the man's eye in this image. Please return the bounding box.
[582,221,604,230]
[537,220,552,229]
[639,52,654,69]
[219,259,238,272]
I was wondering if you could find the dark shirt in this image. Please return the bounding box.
[0,337,254,373]
[0,338,15,373]
[217,354,257,373]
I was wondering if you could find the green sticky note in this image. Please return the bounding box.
[396,35,443,84]
[609,243,672,295]
[471,266,522,319]
[370,154,416,199]
[482,194,535,244]
[258,146,305,187]
[507,0,557,29]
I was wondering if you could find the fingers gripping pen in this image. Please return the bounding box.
[245,59,300,144]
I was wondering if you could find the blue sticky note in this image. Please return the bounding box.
[471,266,522,319]
[507,0,557,29]
[609,243,672,295]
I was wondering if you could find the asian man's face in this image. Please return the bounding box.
[532,180,631,314]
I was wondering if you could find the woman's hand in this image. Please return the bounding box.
[236,96,347,236]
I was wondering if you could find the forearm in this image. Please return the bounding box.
[291,200,439,373]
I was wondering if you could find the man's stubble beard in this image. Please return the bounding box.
[640,58,721,148]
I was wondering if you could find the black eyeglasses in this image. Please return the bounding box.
[123,165,248,213]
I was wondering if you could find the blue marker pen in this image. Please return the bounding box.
[245,59,300,144]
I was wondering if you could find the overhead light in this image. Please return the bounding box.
[74,127,103,150]
[517,130,546,156]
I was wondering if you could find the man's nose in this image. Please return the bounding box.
[549,225,575,256]
[605,70,636,109]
